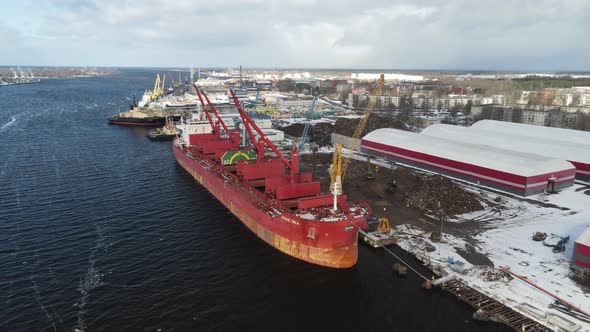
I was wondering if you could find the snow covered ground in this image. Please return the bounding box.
[298,146,590,328]
[395,184,590,331]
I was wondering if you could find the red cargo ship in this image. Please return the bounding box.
[172,87,370,268]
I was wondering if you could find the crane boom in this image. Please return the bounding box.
[168,72,177,87]
[341,73,385,181]
[153,74,160,92]
[299,88,318,150]
[230,89,297,174]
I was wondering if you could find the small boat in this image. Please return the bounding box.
[147,121,180,141]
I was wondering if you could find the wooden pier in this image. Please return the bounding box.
[441,279,552,331]
[359,229,398,248]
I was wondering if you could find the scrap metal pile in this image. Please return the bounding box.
[300,153,333,165]
[281,122,334,147]
[301,155,483,217]
[394,169,483,216]
[469,266,512,282]
[333,115,406,137]
[281,115,405,148]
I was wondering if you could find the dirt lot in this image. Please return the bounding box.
[303,154,482,216]
[300,153,494,266]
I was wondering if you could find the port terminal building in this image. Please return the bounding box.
[361,128,576,196]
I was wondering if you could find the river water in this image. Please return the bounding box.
[0,69,508,331]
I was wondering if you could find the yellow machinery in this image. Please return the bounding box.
[168,72,177,88]
[377,217,390,233]
[341,73,385,182]
[159,74,166,96]
[329,143,343,211]
[168,71,183,90]
[334,74,389,229]
[148,74,166,101]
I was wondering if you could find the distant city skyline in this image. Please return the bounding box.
[1,0,589,71]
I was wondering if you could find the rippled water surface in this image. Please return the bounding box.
[0,70,508,331]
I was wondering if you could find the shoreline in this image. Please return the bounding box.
[303,150,589,331]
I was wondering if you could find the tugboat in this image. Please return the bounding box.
[147,119,180,141]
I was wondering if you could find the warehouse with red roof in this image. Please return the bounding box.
[573,226,590,278]
[472,120,590,147]
[423,123,590,182]
[361,128,576,196]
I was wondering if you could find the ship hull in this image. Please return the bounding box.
[147,133,176,141]
[107,115,166,127]
[173,145,365,268]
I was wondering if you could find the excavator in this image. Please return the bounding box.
[377,217,391,233]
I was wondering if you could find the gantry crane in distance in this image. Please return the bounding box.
[244,87,261,108]
[341,73,385,182]
[299,86,320,151]
[168,72,180,89]
[148,74,166,101]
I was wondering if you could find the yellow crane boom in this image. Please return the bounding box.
[153,74,160,93]
[341,73,385,181]
[168,72,177,87]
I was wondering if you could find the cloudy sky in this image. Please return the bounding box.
[1,0,589,70]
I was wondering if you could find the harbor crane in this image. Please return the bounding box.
[168,72,180,89]
[299,86,320,151]
[329,143,343,211]
[244,87,261,108]
[341,73,385,182]
[148,74,166,101]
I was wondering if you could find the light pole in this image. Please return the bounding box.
[437,202,446,257]
[439,214,445,256]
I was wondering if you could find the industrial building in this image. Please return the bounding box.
[472,120,590,147]
[423,123,590,182]
[572,226,590,281]
[361,128,576,196]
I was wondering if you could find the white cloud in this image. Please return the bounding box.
[0,0,589,70]
[367,4,437,20]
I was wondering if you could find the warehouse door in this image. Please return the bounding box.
[546,176,557,194]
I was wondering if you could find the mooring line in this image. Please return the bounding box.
[348,220,430,281]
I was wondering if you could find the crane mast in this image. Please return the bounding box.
[153,74,160,93]
[329,144,343,211]
[299,87,319,151]
[341,73,385,181]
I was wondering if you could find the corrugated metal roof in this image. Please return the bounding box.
[362,128,575,177]
[472,120,590,147]
[421,124,590,164]
[576,226,590,247]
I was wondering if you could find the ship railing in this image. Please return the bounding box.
[354,200,372,215]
